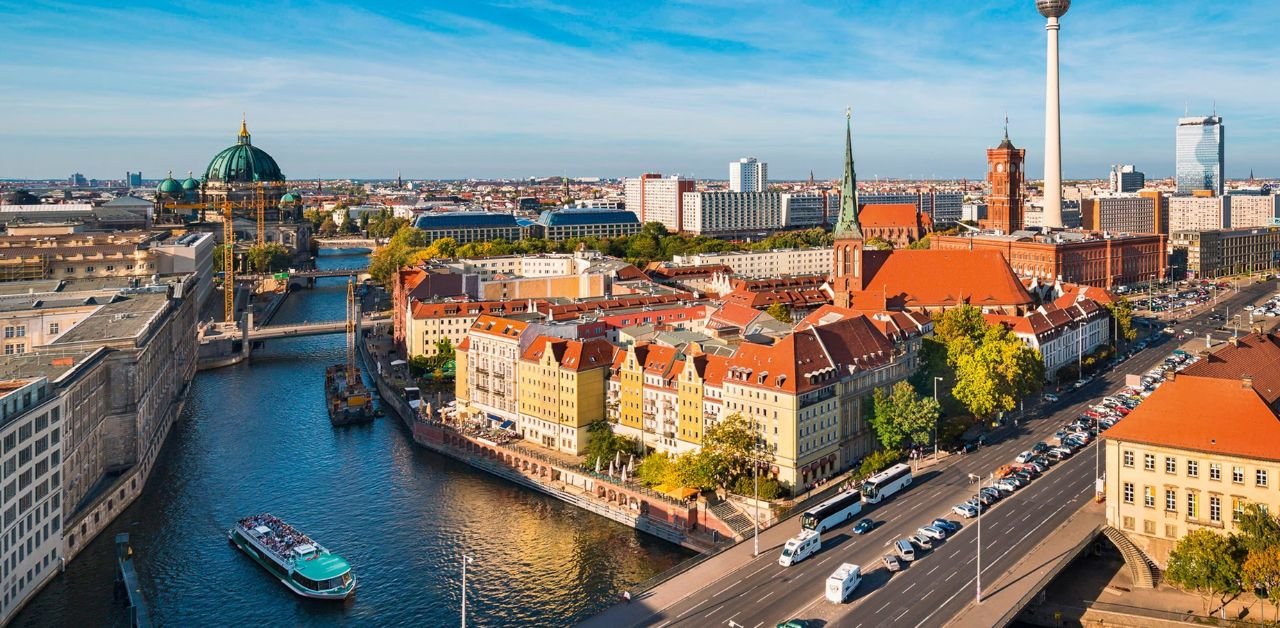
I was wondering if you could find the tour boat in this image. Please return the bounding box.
[326,364,373,426]
[227,514,356,600]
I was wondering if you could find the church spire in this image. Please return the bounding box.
[834,108,863,239]
[238,114,251,145]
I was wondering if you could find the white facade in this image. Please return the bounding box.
[1169,196,1230,232]
[623,175,693,233]
[1225,194,1278,228]
[1109,164,1145,193]
[0,378,64,624]
[671,247,832,278]
[729,157,768,193]
[680,191,781,236]
[781,193,828,228]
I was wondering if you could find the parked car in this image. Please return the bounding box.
[909,535,932,550]
[1032,442,1050,455]
[882,554,902,572]
[1015,450,1035,464]
[1051,446,1073,457]
[953,503,979,518]
[853,518,876,535]
[993,479,1019,492]
[932,519,961,533]
[918,526,947,541]
[1043,392,1060,403]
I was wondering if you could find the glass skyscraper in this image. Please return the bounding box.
[1176,116,1224,195]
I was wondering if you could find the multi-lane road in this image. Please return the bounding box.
[633,279,1277,628]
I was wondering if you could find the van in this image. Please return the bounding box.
[825,563,862,603]
[895,538,916,562]
[778,529,821,567]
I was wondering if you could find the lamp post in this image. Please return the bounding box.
[933,377,943,461]
[461,554,473,628]
[752,419,761,558]
[976,473,991,604]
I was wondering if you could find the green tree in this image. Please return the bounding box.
[864,236,894,250]
[870,381,942,449]
[635,452,676,487]
[1236,503,1280,555]
[245,243,291,273]
[952,325,1044,418]
[731,474,782,500]
[907,234,932,250]
[702,413,763,488]
[1242,546,1280,615]
[858,449,903,478]
[583,420,636,468]
[934,304,988,353]
[1164,529,1243,615]
[765,302,792,324]
[318,217,339,237]
[1106,297,1138,344]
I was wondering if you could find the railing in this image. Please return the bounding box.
[493,440,691,508]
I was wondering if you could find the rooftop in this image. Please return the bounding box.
[536,207,639,227]
[52,291,171,346]
[852,249,1034,310]
[1181,332,1280,407]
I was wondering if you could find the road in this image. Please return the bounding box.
[632,279,1276,628]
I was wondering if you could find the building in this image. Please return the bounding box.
[1037,0,1070,228]
[1169,196,1230,232]
[517,336,614,454]
[984,297,1111,380]
[680,191,781,237]
[534,207,641,240]
[1110,164,1146,193]
[623,174,695,233]
[1225,192,1279,228]
[982,130,1026,233]
[404,300,541,359]
[1024,200,1082,229]
[459,315,534,423]
[931,230,1168,289]
[197,118,292,219]
[150,232,216,311]
[1169,227,1280,279]
[1104,372,1280,568]
[1080,190,1167,234]
[860,191,964,224]
[729,158,767,193]
[412,211,526,244]
[1176,115,1225,196]
[125,172,143,188]
[0,230,166,282]
[68,173,88,187]
[857,204,932,247]
[670,248,832,279]
[781,193,828,228]
[0,204,149,233]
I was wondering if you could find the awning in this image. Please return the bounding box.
[498,420,515,430]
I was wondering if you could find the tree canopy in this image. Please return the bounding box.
[1107,297,1138,344]
[765,302,791,324]
[1164,529,1244,615]
[870,381,941,449]
[583,420,636,468]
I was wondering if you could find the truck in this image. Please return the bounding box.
[825,563,862,603]
[778,529,821,567]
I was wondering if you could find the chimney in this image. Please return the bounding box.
[1164,370,1176,382]
[1242,375,1254,390]
[1229,336,1240,347]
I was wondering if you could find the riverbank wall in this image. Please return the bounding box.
[358,335,733,553]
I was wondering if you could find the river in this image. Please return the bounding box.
[15,249,691,627]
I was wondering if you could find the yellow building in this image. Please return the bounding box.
[517,336,615,454]
[0,231,161,281]
[1105,372,1280,569]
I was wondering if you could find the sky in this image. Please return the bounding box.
[0,0,1276,181]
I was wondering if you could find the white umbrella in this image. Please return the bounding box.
[595,457,602,474]
[621,468,628,483]
[628,453,635,467]
[609,460,616,476]
[615,450,622,466]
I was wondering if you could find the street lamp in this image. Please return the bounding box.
[976,473,992,604]
[933,377,944,461]
[461,554,473,628]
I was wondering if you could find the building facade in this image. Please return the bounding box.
[1109,164,1146,193]
[412,212,526,244]
[931,231,1168,289]
[670,247,833,278]
[860,191,964,224]
[680,191,781,237]
[1225,193,1279,229]
[1169,227,1280,279]
[983,133,1026,233]
[517,336,614,454]
[729,158,767,193]
[1168,196,1230,232]
[1176,115,1225,196]
[535,207,641,240]
[623,174,695,233]
[1080,190,1167,235]
[780,193,828,228]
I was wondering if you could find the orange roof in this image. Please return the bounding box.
[708,302,763,329]
[1181,333,1280,407]
[851,249,1034,310]
[457,337,470,352]
[1055,283,1116,307]
[521,335,614,371]
[410,300,538,320]
[723,287,829,309]
[469,314,530,340]
[858,203,921,228]
[1103,375,1280,462]
[724,315,895,394]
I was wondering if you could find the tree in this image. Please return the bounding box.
[864,236,894,250]
[907,234,932,250]
[765,302,791,324]
[318,217,339,237]
[858,449,903,478]
[246,243,291,273]
[1236,503,1280,555]
[1242,546,1280,616]
[870,381,941,449]
[952,325,1044,418]
[583,420,636,468]
[635,452,676,487]
[1106,297,1138,344]
[1164,529,1243,615]
[702,413,763,488]
[934,305,988,353]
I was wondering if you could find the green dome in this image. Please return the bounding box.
[181,171,201,191]
[157,172,184,199]
[203,120,285,184]
[279,191,302,207]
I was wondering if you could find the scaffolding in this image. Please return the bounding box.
[223,201,235,323]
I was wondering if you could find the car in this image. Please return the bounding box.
[909,535,932,550]
[1043,392,1060,403]
[980,486,1003,500]
[853,518,876,535]
[1015,450,1035,464]
[977,492,998,507]
[1050,446,1073,457]
[777,620,816,628]
[882,554,902,572]
[955,441,979,454]
[932,519,961,533]
[1026,459,1049,472]
[919,526,947,541]
[993,479,1018,492]
[1183,329,1193,335]
[1009,472,1032,484]
[1045,449,1066,462]
[1032,442,1050,455]
[953,503,978,518]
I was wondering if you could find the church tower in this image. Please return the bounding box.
[983,122,1026,233]
[831,110,864,309]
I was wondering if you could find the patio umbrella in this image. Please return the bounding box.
[621,468,628,483]
[615,450,622,466]
[595,457,601,474]
[609,460,616,476]
[628,453,635,467]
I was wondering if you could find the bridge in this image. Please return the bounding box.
[314,237,384,249]
[199,312,390,344]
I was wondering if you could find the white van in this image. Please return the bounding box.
[895,538,916,562]
[825,563,862,603]
[778,529,821,567]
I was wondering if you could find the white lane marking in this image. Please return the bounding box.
[966,556,975,565]
[704,604,724,618]
[893,607,911,621]
[903,582,917,593]
[945,571,956,581]
[818,555,833,566]
[914,576,976,628]
[1022,512,1033,521]
[927,565,939,575]
[655,622,670,628]
[727,611,742,624]
[746,563,770,578]
[757,591,774,604]
[752,623,763,628]
[876,600,893,613]
[714,579,742,597]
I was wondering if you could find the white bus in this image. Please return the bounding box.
[800,489,863,532]
[860,463,912,504]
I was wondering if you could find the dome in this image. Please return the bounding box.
[203,119,285,184]
[278,191,302,208]
[1035,0,1070,18]
[181,171,201,191]
[157,171,184,199]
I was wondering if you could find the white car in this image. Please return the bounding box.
[918,526,947,541]
[1015,450,1035,464]
[952,504,979,518]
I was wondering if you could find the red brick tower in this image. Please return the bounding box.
[984,126,1026,233]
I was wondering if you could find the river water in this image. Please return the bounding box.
[16,249,691,627]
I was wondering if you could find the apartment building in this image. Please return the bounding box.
[781,193,828,228]
[680,191,781,237]
[670,247,833,278]
[985,297,1111,379]
[861,191,964,224]
[516,336,614,454]
[1225,193,1279,228]
[729,158,768,193]
[412,211,527,244]
[459,315,533,423]
[1170,227,1280,279]
[623,174,695,233]
[1080,190,1167,234]
[1168,196,1230,232]
[404,300,541,359]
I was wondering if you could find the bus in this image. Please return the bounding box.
[860,463,912,504]
[800,489,864,532]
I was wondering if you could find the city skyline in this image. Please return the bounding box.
[1,1,1276,180]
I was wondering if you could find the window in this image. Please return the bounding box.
[1210,463,1222,481]
[1144,454,1155,471]
[1210,495,1221,522]
[1166,489,1177,512]
[1187,492,1199,519]
[1187,460,1199,478]
[1143,519,1156,534]
[85,266,94,272]
[1165,457,1177,474]
[48,323,58,335]
[1122,516,1135,530]
[1233,466,1245,484]
[1258,469,1269,488]
[1143,486,1155,508]
[1233,498,1246,522]
[1123,450,1134,467]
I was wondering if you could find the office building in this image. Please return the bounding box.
[680,191,781,237]
[623,174,695,233]
[982,130,1026,233]
[671,248,832,278]
[729,158,767,193]
[1024,201,1082,229]
[1109,164,1145,193]
[67,173,88,187]
[412,211,527,244]
[534,207,641,240]
[860,191,964,224]
[1176,116,1225,196]
[932,230,1168,289]
[1169,227,1280,279]
[125,172,143,188]
[780,193,828,228]
[1224,193,1279,228]
[1080,190,1167,234]
[1168,196,1230,232]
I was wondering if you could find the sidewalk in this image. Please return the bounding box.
[946,500,1104,628]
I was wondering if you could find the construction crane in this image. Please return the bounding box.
[222,200,236,323]
[345,277,358,385]
[255,182,266,246]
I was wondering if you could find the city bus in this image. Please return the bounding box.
[860,463,913,504]
[800,489,864,532]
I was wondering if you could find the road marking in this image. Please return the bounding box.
[914,576,976,628]
[714,580,742,597]
[894,608,910,621]
[966,556,975,565]
[927,564,939,575]
[818,555,833,566]
[727,611,742,624]
[704,604,724,618]
[746,563,770,578]
[655,622,670,628]
[1022,512,1033,521]
[757,591,774,604]
[876,600,893,613]
[903,582,917,594]
[752,623,762,628]
[676,601,704,618]
[946,571,956,581]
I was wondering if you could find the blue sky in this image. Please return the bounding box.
[0,0,1276,181]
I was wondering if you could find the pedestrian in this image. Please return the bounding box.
[622,591,632,604]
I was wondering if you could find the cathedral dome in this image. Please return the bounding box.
[203,118,285,184]
[157,171,184,199]
[181,171,201,191]
[278,191,302,207]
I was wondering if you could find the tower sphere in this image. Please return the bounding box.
[1036,0,1070,18]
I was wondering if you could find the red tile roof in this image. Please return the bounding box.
[1181,333,1280,407]
[521,335,614,371]
[723,287,829,309]
[410,300,539,320]
[708,302,764,329]
[732,275,826,291]
[469,314,530,340]
[1103,375,1280,462]
[541,294,702,321]
[850,249,1034,311]
[724,315,895,394]
[858,203,922,229]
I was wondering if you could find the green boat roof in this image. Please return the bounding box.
[294,552,352,580]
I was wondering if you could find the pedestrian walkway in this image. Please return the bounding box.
[946,500,1104,628]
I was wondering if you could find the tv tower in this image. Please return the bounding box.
[1037,0,1070,229]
